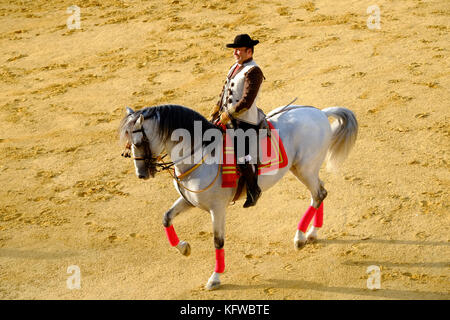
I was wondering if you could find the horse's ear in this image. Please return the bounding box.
[135,114,144,129]
[126,107,134,115]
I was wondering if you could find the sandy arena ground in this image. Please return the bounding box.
[0,0,449,299]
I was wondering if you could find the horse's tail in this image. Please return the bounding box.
[322,107,358,171]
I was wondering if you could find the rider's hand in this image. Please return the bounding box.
[219,112,231,125]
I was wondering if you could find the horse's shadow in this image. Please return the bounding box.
[322,238,450,247]
[220,278,447,300]
[220,237,449,299]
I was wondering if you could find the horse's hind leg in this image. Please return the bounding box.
[306,183,325,243]
[290,166,327,249]
[162,197,193,256]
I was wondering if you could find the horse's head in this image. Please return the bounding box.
[120,104,218,180]
[124,107,160,180]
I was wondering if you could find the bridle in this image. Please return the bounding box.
[123,125,220,194]
[128,127,174,175]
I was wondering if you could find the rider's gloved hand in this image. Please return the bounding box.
[219,112,231,125]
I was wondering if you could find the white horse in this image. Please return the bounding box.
[119,104,358,290]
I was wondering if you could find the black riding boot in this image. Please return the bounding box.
[239,163,261,208]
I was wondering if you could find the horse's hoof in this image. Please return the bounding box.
[205,272,221,290]
[294,231,307,250]
[205,280,221,291]
[306,227,319,243]
[177,241,191,256]
[306,234,318,243]
[294,239,306,250]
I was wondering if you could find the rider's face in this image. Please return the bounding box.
[233,47,252,64]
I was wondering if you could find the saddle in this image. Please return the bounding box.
[221,117,288,201]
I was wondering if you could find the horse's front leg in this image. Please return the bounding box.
[205,207,226,290]
[162,197,193,256]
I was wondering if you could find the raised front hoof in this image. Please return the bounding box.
[294,239,307,250]
[177,241,191,256]
[205,280,221,291]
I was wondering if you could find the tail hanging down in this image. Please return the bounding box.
[322,107,358,171]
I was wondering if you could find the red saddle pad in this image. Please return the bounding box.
[222,121,288,188]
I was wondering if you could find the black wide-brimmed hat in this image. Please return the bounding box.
[226,34,259,48]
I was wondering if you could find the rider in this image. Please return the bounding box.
[210,34,265,208]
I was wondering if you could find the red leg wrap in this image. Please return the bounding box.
[215,248,225,273]
[313,202,324,228]
[297,206,317,233]
[164,225,180,247]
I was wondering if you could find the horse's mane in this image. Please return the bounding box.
[119,104,217,145]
